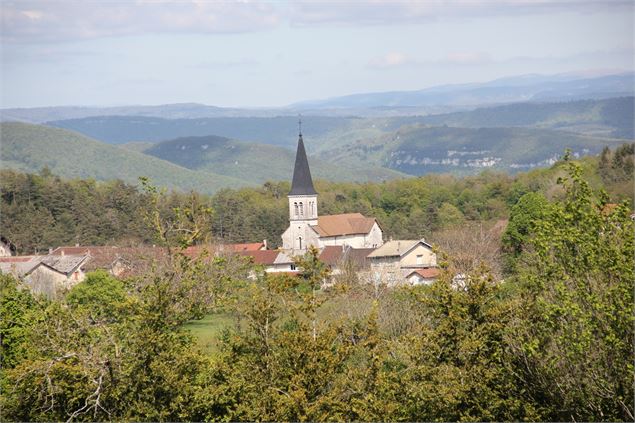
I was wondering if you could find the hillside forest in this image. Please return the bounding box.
[0,145,633,421]
[2,96,634,194]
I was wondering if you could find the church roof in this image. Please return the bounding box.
[289,134,317,196]
[310,213,377,237]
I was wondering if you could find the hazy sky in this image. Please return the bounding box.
[1,1,633,108]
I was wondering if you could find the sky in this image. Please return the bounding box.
[1,0,633,108]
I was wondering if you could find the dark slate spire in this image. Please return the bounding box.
[290,122,317,196]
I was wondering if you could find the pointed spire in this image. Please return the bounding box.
[290,122,317,196]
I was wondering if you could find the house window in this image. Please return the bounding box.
[416,254,423,265]
[290,264,296,270]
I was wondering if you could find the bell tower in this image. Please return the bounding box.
[283,119,318,252]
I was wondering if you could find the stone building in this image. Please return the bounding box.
[367,239,438,286]
[281,131,383,255]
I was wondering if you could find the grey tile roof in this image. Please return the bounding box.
[368,240,432,258]
[0,256,44,277]
[40,254,88,275]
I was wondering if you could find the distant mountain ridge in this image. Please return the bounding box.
[2,72,632,122]
[293,73,634,109]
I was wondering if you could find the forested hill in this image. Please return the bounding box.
[47,115,356,147]
[317,125,628,175]
[0,122,247,194]
[415,96,635,138]
[44,97,633,148]
[0,122,404,192]
[142,135,404,185]
[2,143,632,255]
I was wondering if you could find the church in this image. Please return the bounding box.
[281,129,384,255]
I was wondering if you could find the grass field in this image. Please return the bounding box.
[184,312,236,354]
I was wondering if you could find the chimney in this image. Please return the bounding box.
[48,248,52,254]
[75,243,79,247]
[61,250,64,256]
[263,239,268,250]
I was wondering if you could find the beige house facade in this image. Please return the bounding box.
[367,240,437,286]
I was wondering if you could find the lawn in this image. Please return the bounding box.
[184,312,236,354]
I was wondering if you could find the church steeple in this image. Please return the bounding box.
[290,118,317,196]
[283,118,319,252]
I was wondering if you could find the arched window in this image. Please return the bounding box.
[310,201,315,216]
[299,202,304,217]
[294,202,298,217]
[298,236,303,250]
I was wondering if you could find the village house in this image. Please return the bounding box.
[281,130,384,255]
[50,246,133,277]
[24,254,89,298]
[367,239,438,286]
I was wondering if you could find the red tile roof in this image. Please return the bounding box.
[0,256,34,263]
[225,242,266,252]
[409,268,440,279]
[236,250,280,265]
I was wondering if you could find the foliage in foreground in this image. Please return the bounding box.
[0,160,633,421]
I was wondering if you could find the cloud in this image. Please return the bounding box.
[367,52,414,69]
[288,0,632,26]
[2,1,630,43]
[189,59,260,70]
[367,51,493,70]
[0,1,281,43]
[441,52,493,66]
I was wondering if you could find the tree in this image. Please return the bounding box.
[507,160,635,421]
